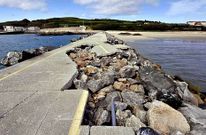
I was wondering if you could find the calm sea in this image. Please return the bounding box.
[0,34,81,69]
[128,38,206,91]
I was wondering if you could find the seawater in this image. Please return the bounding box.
[128,38,206,91]
[0,34,81,69]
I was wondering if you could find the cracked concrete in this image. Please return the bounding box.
[0,32,120,135]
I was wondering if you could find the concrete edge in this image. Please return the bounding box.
[68,90,89,135]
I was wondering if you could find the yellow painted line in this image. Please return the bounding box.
[99,45,110,53]
[0,49,66,82]
[68,90,89,135]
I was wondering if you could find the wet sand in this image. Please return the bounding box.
[107,31,206,41]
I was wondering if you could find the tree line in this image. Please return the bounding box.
[0,18,205,31]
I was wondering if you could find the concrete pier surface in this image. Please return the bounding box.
[0,32,128,135]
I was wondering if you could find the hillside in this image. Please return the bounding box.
[0,17,205,31]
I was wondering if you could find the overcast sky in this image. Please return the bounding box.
[0,0,205,23]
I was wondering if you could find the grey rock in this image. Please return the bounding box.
[101,71,115,86]
[179,103,206,135]
[139,66,183,109]
[98,85,114,93]
[94,108,110,125]
[118,51,130,59]
[139,66,175,90]
[175,81,197,105]
[144,102,152,109]
[122,91,144,107]
[119,65,137,78]
[133,105,147,123]
[1,51,22,66]
[127,78,141,84]
[130,84,145,94]
[100,57,112,67]
[107,101,128,111]
[87,79,103,93]
[116,110,132,126]
[87,70,115,93]
[125,115,146,131]
[97,91,122,109]
[73,73,88,89]
[90,61,101,67]
[115,102,128,111]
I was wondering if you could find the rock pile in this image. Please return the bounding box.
[106,33,124,45]
[1,46,58,66]
[66,38,205,134]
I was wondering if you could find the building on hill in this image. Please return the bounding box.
[26,27,40,33]
[187,21,206,27]
[3,26,25,32]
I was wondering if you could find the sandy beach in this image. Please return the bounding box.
[107,31,206,41]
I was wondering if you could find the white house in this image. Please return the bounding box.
[187,21,206,27]
[3,26,25,32]
[3,26,15,32]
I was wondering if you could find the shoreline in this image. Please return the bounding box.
[107,31,206,41]
[107,31,206,92]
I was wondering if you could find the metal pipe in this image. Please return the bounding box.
[111,98,116,126]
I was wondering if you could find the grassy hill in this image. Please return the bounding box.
[0,17,205,31]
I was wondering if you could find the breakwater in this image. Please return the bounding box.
[0,32,206,135]
[65,32,206,135]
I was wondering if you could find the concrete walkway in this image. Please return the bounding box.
[0,32,126,135]
[0,34,96,135]
[80,126,135,135]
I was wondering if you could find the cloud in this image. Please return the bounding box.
[74,0,159,16]
[0,0,47,10]
[167,0,206,15]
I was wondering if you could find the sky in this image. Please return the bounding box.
[0,0,205,23]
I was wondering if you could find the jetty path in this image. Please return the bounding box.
[0,32,135,135]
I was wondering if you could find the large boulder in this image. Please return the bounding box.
[119,65,137,78]
[122,91,145,107]
[139,66,183,109]
[87,71,115,93]
[147,100,190,135]
[179,104,206,135]
[94,108,110,125]
[139,66,175,90]
[175,81,197,105]
[125,115,146,131]
[73,73,88,89]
